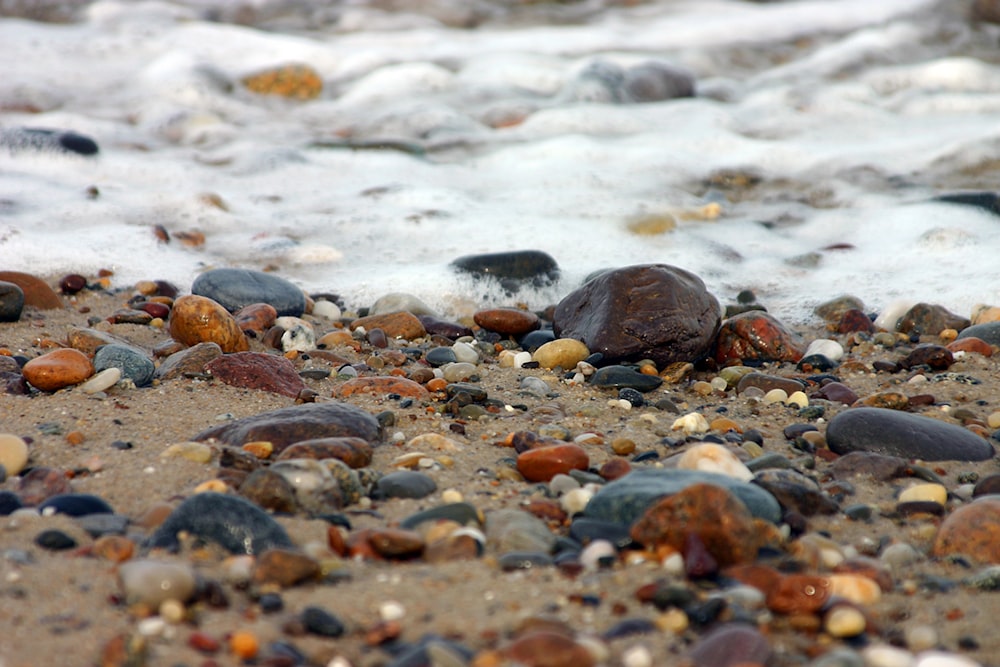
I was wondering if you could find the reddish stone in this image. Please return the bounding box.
[16,466,72,506]
[898,303,970,337]
[899,344,954,370]
[424,532,483,562]
[503,631,596,667]
[169,294,249,353]
[516,443,589,482]
[252,548,320,587]
[22,348,93,391]
[274,437,373,467]
[93,536,135,563]
[973,474,1000,497]
[932,497,1000,565]
[684,532,719,578]
[598,458,631,481]
[511,430,566,453]
[947,337,993,357]
[205,352,306,398]
[473,308,540,335]
[522,498,568,524]
[234,303,278,336]
[714,311,805,365]
[721,564,783,596]
[137,302,170,319]
[154,342,223,380]
[810,381,858,405]
[188,631,221,654]
[350,311,426,340]
[0,271,62,309]
[766,574,832,614]
[366,528,426,559]
[327,525,347,557]
[834,309,874,334]
[861,392,910,410]
[833,557,894,592]
[630,483,760,567]
[335,376,429,399]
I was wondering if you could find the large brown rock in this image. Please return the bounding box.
[193,401,382,449]
[0,271,62,309]
[205,352,306,398]
[552,264,720,366]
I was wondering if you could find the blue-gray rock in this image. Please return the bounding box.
[623,61,695,103]
[38,493,114,516]
[485,508,557,554]
[374,470,437,499]
[93,344,155,386]
[584,468,782,525]
[0,127,99,156]
[143,492,295,555]
[0,281,24,322]
[193,401,381,450]
[591,365,663,392]
[826,407,995,462]
[301,606,346,637]
[451,250,559,284]
[957,321,1000,346]
[424,347,457,367]
[76,513,130,538]
[192,268,306,316]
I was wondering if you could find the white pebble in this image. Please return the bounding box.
[785,391,809,408]
[676,443,753,481]
[763,388,788,404]
[671,412,708,435]
[874,300,916,332]
[710,376,728,391]
[513,351,532,368]
[137,616,167,637]
[80,367,121,394]
[863,644,917,667]
[914,651,983,667]
[379,600,406,621]
[579,539,617,569]
[451,341,479,364]
[905,625,939,652]
[312,299,341,320]
[441,488,463,503]
[662,552,685,576]
[622,645,653,667]
[549,473,580,494]
[560,487,593,515]
[881,542,922,571]
[804,338,845,361]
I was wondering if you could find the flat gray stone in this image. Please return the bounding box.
[192,268,306,316]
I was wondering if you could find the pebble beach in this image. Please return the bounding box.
[2,1,1000,667]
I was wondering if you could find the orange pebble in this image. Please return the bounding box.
[65,430,86,445]
[426,377,448,392]
[229,630,259,660]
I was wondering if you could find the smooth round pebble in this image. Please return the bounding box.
[311,299,341,319]
[0,434,29,476]
[93,344,155,386]
[898,483,947,505]
[532,338,590,370]
[119,560,197,607]
[824,606,867,637]
[804,338,845,361]
[192,268,306,316]
[22,348,94,391]
[80,367,122,394]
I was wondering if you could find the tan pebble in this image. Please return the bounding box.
[741,441,764,458]
[532,338,589,370]
[655,608,689,634]
[824,605,867,637]
[626,212,677,235]
[988,411,1000,429]
[65,430,85,446]
[611,437,636,455]
[972,304,1000,325]
[316,330,360,351]
[0,433,29,476]
[441,488,463,503]
[676,443,753,481]
[93,535,135,563]
[194,479,229,494]
[496,467,524,482]
[498,350,518,368]
[671,412,709,435]
[660,361,694,383]
[785,391,809,408]
[904,624,939,652]
[405,433,462,451]
[392,452,427,468]
[763,388,788,404]
[22,348,94,391]
[574,432,604,446]
[898,483,947,506]
[710,417,742,433]
[938,328,958,343]
[80,367,121,394]
[692,380,713,396]
[241,64,322,100]
[242,441,274,459]
[161,442,214,464]
[159,599,186,624]
[800,431,826,448]
[827,573,882,605]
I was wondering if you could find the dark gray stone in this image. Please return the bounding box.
[301,606,346,638]
[374,470,437,499]
[76,513,130,538]
[584,468,782,525]
[192,268,306,316]
[451,250,559,283]
[0,127,99,155]
[553,264,721,367]
[957,321,1000,346]
[143,492,294,555]
[0,281,24,322]
[590,365,663,392]
[94,344,155,386]
[193,401,381,450]
[826,407,995,462]
[623,61,695,102]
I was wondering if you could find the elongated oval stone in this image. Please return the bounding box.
[826,407,995,462]
[193,401,381,450]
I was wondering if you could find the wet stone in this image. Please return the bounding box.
[810,381,858,405]
[336,376,429,400]
[425,347,457,366]
[192,268,306,316]
[830,451,908,481]
[932,496,1000,565]
[898,303,970,337]
[590,365,663,392]
[205,352,306,398]
[350,311,426,340]
[736,373,805,395]
[837,309,875,334]
[233,303,278,336]
[143,492,295,555]
[532,338,590,370]
[0,271,62,309]
[274,437,373,468]
[253,548,320,587]
[714,311,805,365]
[687,623,771,667]
[899,345,954,371]
[0,281,24,322]
[452,249,559,284]
[22,348,94,392]
[585,468,782,524]
[93,344,154,387]
[38,493,114,516]
[169,295,249,353]
[554,264,720,367]
[517,443,589,482]
[154,342,223,380]
[474,308,540,335]
[375,470,437,499]
[193,401,381,451]
[826,407,995,461]
[957,321,1000,346]
[815,295,865,323]
[503,631,594,667]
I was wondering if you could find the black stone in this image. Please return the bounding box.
[569,517,632,549]
[399,502,483,530]
[0,490,23,515]
[0,127,99,155]
[259,592,284,613]
[374,471,437,499]
[0,281,24,322]
[623,61,694,102]
[301,606,346,638]
[603,618,658,640]
[797,354,837,372]
[618,387,645,407]
[143,492,295,555]
[424,347,457,366]
[518,329,556,351]
[38,493,114,517]
[590,365,663,392]
[192,268,307,316]
[932,192,1000,215]
[826,407,996,462]
[35,529,77,550]
[451,250,559,283]
[76,513,129,538]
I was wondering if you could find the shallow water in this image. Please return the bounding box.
[2,0,1000,322]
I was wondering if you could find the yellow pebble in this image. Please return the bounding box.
[824,605,867,638]
[763,388,788,404]
[785,391,809,408]
[655,608,689,634]
[988,411,1000,429]
[242,441,274,459]
[938,328,958,343]
[898,483,947,506]
[441,488,463,503]
[161,442,214,464]
[194,479,229,494]
[827,574,881,605]
[159,599,186,624]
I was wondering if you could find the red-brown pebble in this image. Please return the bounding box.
[15,466,72,505]
[350,312,426,340]
[205,352,306,398]
[630,483,760,567]
[274,437,373,467]
[932,496,1000,565]
[598,458,631,481]
[0,271,63,309]
[473,308,540,335]
[252,548,320,587]
[188,631,221,654]
[335,376,429,399]
[714,311,805,365]
[503,631,596,667]
[233,303,278,336]
[947,337,994,357]
[516,443,589,482]
[836,309,875,334]
[366,528,426,559]
[93,535,135,563]
[766,574,832,614]
[22,348,94,391]
[169,294,249,353]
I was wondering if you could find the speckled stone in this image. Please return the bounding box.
[169,295,249,353]
[253,548,320,587]
[932,497,1000,565]
[93,344,155,387]
[15,466,72,505]
[714,311,805,365]
[897,303,970,337]
[335,376,429,400]
[204,352,306,398]
[274,437,373,467]
[193,401,381,450]
[192,268,306,316]
[826,408,995,461]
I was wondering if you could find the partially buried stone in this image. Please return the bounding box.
[35,529,78,550]
[154,342,222,380]
[687,623,771,667]
[119,560,197,607]
[38,493,113,516]
[0,271,62,309]
[192,268,307,316]
[239,469,298,513]
[0,281,24,322]
[0,127,99,155]
[554,264,720,367]
[830,451,907,481]
[897,303,970,337]
[585,468,782,524]
[826,408,995,461]
[144,492,295,554]
[193,402,381,450]
[269,459,352,512]
[22,348,93,391]
[517,443,589,482]
[241,64,323,100]
[956,321,1000,346]
[590,365,662,392]
[503,631,595,667]
[253,548,320,587]
[169,295,249,353]
[714,311,805,365]
[93,344,155,387]
[16,466,72,505]
[752,469,839,516]
[301,606,346,637]
[486,508,557,554]
[336,376,429,400]
[810,381,858,405]
[932,497,1000,565]
[350,311,426,340]
[375,470,437,499]
[623,61,694,102]
[473,308,540,335]
[204,352,306,398]
[370,292,437,317]
[275,437,373,467]
[631,483,761,566]
[452,250,559,284]
[899,345,953,370]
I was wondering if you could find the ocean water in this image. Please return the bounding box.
[2,0,1000,323]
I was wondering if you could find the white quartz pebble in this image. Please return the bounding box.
[80,367,121,394]
[676,443,753,481]
[804,338,845,361]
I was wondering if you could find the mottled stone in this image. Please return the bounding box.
[631,483,761,566]
[517,443,589,482]
[554,264,720,367]
[205,352,306,398]
[234,303,278,336]
[335,376,429,400]
[22,348,93,391]
[810,381,858,405]
[932,497,1000,565]
[144,492,295,555]
[837,309,875,334]
[0,281,24,322]
[814,295,865,323]
[736,373,805,395]
[253,548,320,586]
[826,408,995,461]
[350,311,426,340]
[753,469,839,516]
[169,295,249,353]
[687,623,771,667]
[585,468,782,524]
[473,308,540,335]
[0,271,62,309]
[241,64,322,100]
[192,268,306,316]
[275,437,373,467]
[195,402,380,452]
[452,250,559,283]
[830,451,907,481]
[503,631,595,667]
[898,303,970,337]
[93,344,155,387]
[714,311,805,365]
[65,327,138,357]
[15,466,72,505]
[239,469,298,513]
[154,342,223,380]
[899,345,954,371]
